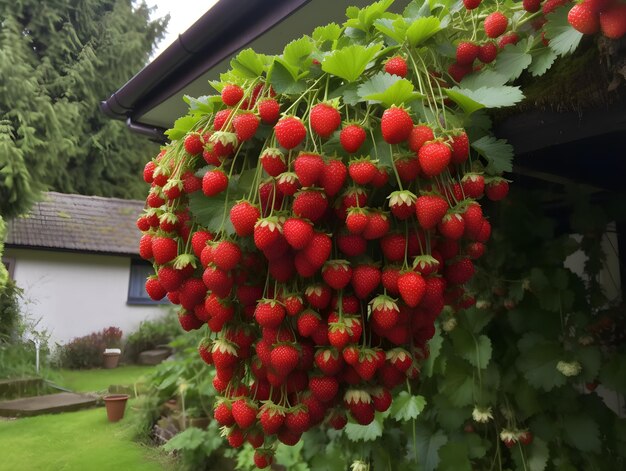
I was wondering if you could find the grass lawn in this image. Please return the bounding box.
[54,365,156,393]
[0,403,174,470]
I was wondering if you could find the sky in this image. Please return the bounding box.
[147,0,220,58]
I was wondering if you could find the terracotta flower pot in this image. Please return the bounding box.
[103,394,130,422]
[103,351,121,369]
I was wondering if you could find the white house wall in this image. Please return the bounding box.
[5,248,166,346]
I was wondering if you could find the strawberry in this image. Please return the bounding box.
[370,295,400,330]
[418,141,451,177]
[221,84,244,106]
[340,124,367,153]
[388,190,417,220]
[355,349,382,381]
[253,450,274,469]
[213,401,234,426]
[146,190,165,208]
[202,168,229,197]
[397,271,426,307]
[498,32,520,48]
[254,217,282,252]
[297,309,321,337]
[478,42,498,63]
[484,12,509,38]
[461,173,485,198]
[284,407,310,434]
[145,276,166,300]
[523,0,542,12]
[462,202,484,236]
[292,189,328,222]
[337,231,367,257]
[157,266,184,292]
[230,200,260,237]
[320,158,348,196]
[182,171,202,194]
[568,3,600,34]
[415,194,448,230]
[315,347,344,375]
[381,106,413,144]
[271,344,300,376]
[381,265,401,295]
[342,187,368,209]
[309,102,341,138]
[259,147,286,177]
[322,260,353,289]
[363,210,391,240]
[445,258,475,284]
[178,309,203,331]
[348,158,378,185]
[259,405,285,434]
[233,112,259,141]
[346,207,369,234]
[294,152,325,187]
[456,42,480,65]
[519,430,534,446]
[463,0,481,9]
[449,131,470,164]
[258,98,280,123]
[254,299,286,328]
[274,116,307,149]
[139,234,153,260]
[380,233,406,262]
[600,3,626,38]
[202,265,233,297]
[448,62,473,82]
[282,217,314,249]
[485,178,509,201]
[351,263,381,299]
[438,213,465,240]
[328,322,352,350]
[152,236,178,265]
[212,240,241,271]
[143,161,155,183]
[371,167,389,188]
[543,0,571,14]
[394,155,420,182]
[309,376,339,403]
[231,398,258,429]
[384,56,408,77]
[184,132,204,155]
[371,388,392,412]
[408,124,435,152]
[305,283,332,309]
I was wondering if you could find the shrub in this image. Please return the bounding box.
[60,326,123,369]
[124,311,181,362]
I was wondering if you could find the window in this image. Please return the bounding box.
[1,257,15,279]
[127,258,169,305]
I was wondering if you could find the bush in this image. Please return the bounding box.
[124,311,181,362]
[60,326,123,369]
[0,279,22,342]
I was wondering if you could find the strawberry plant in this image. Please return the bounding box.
[134,0,626,468]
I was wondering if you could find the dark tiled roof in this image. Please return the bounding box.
[6,192,144,255]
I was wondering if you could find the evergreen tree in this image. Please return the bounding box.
[0,0,167,218]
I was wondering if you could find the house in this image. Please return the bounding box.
[3,192,165,346]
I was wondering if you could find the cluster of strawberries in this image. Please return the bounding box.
[567,0,626,37]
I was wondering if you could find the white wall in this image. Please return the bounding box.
[5,248,167,346]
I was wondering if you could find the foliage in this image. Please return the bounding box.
[0,0,167,218]
[0,279,21,343]
[60,326,123,369]
[56,365,155,393]
[124,311,182,362]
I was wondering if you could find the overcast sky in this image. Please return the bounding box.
[148,0,220,58]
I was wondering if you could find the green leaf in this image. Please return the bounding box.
[358,73,423,106]
[230,48,268,78]
[493,41,533,81]
[406,17,441,47]
[471,135,514,174]
[312,23,342,43]
[460,70,509,90]
[599,354,626,393]
[450,328,492,369]
[516,334,566,391]
[357,72,401,98]
[367,127,394,168]
[344,413,384,441]
[183,95,216,113]
[275,441,309,470]
[373,17,408,44]
[283,37,313,69]
[439,357,475,407]
[529,48,558,77]
[268,58,307,95]
[444,86,524,114]
[545,6,583,56]
[165,115,199,140]
[574,346,602,382]
[423,326,443,377]
[322,44,382,82]
[528,438,550,471]
[438,441,472,471]
[162,427,205,452]
[390,391,426,421]
[562,415,601,453]
[413,425,448,471]
[433,395,471,431]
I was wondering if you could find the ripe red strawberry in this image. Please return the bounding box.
[355,349,381,381]
[328,408,348,429]
[202,265,233,297]
[294,152,325,187]
[438,213,465,240]
[498,32,520,48]
[371,387,393,412]
[255,299,285,328]
[292,189,328,222]
[519,430,534,446]
[230,200,260,237]
[543,0,571,14]
[183,132,204,155]
[462,173,485,198]
[322,260,353,289]
[384,56,408,77]
[340,124,367,153]
[233,112,260,141]
[320,158,348,196]
[178,309,203,331]
[463,0,481,9]
[485,178,510,201]
[146,190,165,208]
[450,131,470,164]
[397,271,426,307]
[284,408,310,434]
[221,84,244,106]
[381,106,413,144]
[371,167,389,188]
[212,240,241,271]
[523,0,541,12]
[484,12,509,38]
[388,190,416,220]
[462,202,484,236]
[309,102,341,138]
[305,283,332,309]
[448,62,473,82]
[258,98,280,123]
[478,42,498,63]
[315,348,344,375]
[213,401,234,426]
[145,276,166,300]
[408,124,435,152]
[282,217,314,250]
[351,264,381,299]
[415,194,449,230]
[348,158,378,185]
[274,116,307,149]
[600,3,626,38]
[275,172,299,197]
[380,233,406,262]
[259,148,286,177]
[381,265,401,295]
[253,450,274,469]
[213,109,232,131]
[139,234,153,260]
[363,211,391,240]
[231,399,258,429]
[152,237,178,265]
[394,155,420,182]
[259,405,285,434]
[418,141,451,177]
[143,161,156,183]
[253,216,282,251]
[157,266,184,292]
[327,322,352,350]
[181,171,201,194]
[568,4,601,34]
[370,295,400,330]
[271,344,300,376]
[297,309,321,337]
[456,42,480,65]
[202,169,229,197]
[445,258,475,284]
[309,375,339,403]
[345,207,369,234]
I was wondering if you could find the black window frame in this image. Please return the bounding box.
[127,258,169,306]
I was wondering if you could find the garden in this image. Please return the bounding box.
[1,0,626,470]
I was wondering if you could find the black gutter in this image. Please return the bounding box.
[100,0,310,136]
